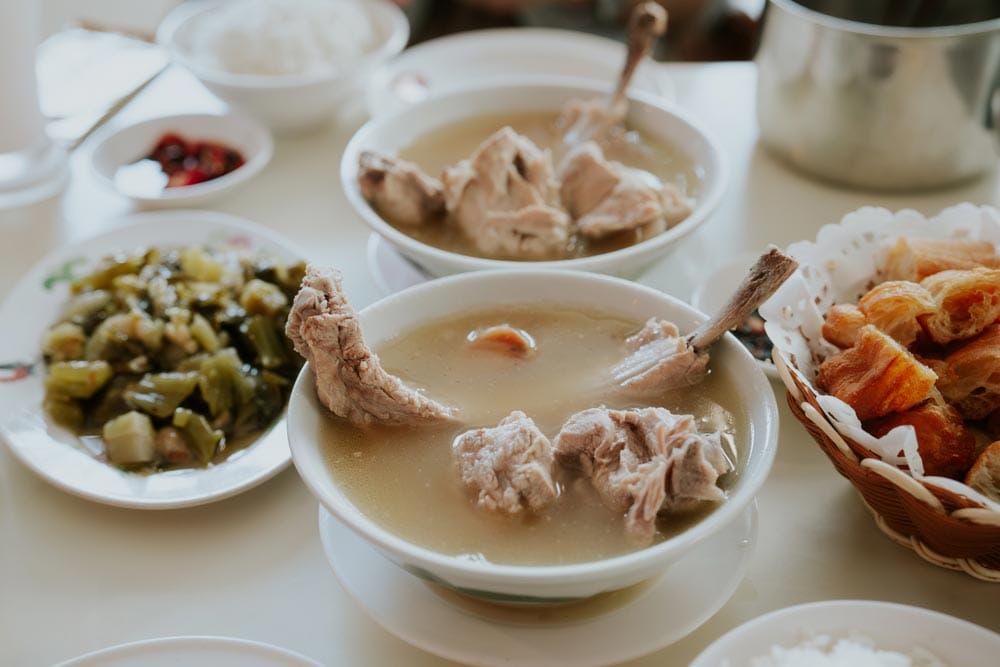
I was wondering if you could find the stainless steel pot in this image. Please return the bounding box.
[756,0,1000,190]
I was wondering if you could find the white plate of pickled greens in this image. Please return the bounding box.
[0,211,306,508]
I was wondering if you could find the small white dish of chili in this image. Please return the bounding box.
[89,111,273,208]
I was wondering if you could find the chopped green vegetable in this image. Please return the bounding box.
[241,315,288,370]
[85,311,164,361]
[261,370,290,387]
[277,261,307,297]
[240,279,288,316]
[41,245,302,473]
[103,411,156,464]
[71,251,150,293]
[190,313,221,353]
[44,395,84,431]
[45,361,112,399]
[123,371,199,418]
[41,322,86,362]
[197,348,254,417]
[172,408,223,464]
[62,289,112,327]
[180,247,224,282]
[173,354,209,373]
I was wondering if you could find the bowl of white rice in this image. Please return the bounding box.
[158,0,409,132]
[689,600,1000,667]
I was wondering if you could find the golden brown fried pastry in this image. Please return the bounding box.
[986,410,1000,440]
[965,440,1000,503]
[857,281,936,347]
[816,325,938,421]
[867,401,977,479]
[916,355,951,384]
[822,304,867,349]
[937,324,1000,419]
[885,237,1000,282]
[919,268,1000,345]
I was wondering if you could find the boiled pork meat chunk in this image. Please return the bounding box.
[558,98,624,151]
[442,127,570,258]
[554,407,731,543]
[286,266,457,425]
[357,151,445,227]
[453,410,559,514]
[613,318,709,395]
[613,247,799,397]
[558,142,691,240]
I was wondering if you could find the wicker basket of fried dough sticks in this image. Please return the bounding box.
[763,205,1000,582]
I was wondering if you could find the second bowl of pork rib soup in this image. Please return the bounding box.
[286,268,776,602]
[340,79,726,278]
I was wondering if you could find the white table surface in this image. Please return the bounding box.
[1,62,998,667]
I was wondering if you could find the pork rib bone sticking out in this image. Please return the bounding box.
[614,247,798,396]
[285,266,457,425]
[559,3,668,147]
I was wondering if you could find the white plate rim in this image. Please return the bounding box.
[55,635,323,667]
[318,502,758,667]
[689,599,1000,667]
[365,26,675,118]
[0,210,306,509]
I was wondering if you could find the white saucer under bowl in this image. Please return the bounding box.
[366,233,431,296]
[318,502,757,667]
[0,210,304,509]
[365,27,675,119]
[57,636,321,667]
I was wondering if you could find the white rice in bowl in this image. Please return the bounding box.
[184,0,377,76]
[738,633,945,667]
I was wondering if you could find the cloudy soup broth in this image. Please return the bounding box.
[321,304,747,566]
[391,111,704,260]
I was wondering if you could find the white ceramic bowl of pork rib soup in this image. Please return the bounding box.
[286,270,777,602]
[341,80,726,278]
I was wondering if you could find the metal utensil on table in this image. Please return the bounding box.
[755,0,1000,190]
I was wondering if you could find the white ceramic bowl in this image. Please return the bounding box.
[157,0,409,133]
[286,270,777,602]
[341,80,727,278]
[364,27,675,118]
[89,112,273,208]
[690,600,1000,667]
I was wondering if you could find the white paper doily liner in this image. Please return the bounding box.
[760,203,1000,512]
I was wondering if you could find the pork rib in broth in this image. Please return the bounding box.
[389,111,701,261]
[321,305,746,566]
